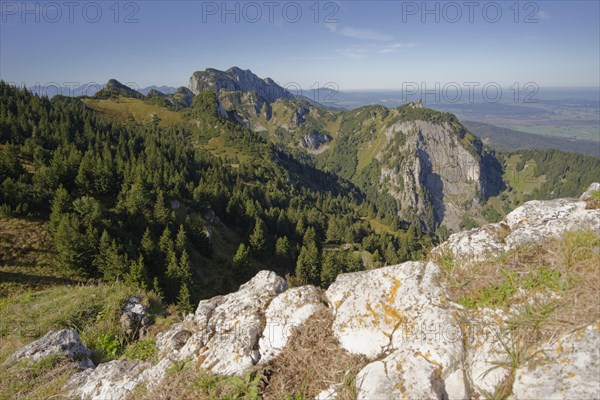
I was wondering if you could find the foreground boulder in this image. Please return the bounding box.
[435,183,600,263]
[327,261,467,399]
[155,270,288,375]
[120,296,149,340]
[68,359,150,399]
[258,285,326,364]
[8,329,93,369]
[512,322,600,400]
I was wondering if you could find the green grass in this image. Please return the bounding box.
[356,128,387,172]
[0,283,163,365]
[82,97,184,127]
[202,136,251,164]
[482,154,546,221]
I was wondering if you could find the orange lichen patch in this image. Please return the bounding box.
[382,304,405,324]
[414,350,441,367]
[560,357,570,365]
[366,302,379,321]
[568,372,577,378]
[386,278,402,303]
[394,379,406,391]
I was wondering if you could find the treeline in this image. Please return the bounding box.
[0,82,433,307]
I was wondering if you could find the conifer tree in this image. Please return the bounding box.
[49,185,69,234]
[177,283,193,315]
[249,218,267,254]
[233,243,251,267]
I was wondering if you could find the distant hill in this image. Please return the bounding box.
[139,85,178,96]
[93,79,144,99]
[464,120,600,158]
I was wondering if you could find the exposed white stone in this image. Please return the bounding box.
[315,386,338,400]
[326,261,467,398]
[511,323,600,400]
[434,192,600,264]
[8,329,93,369]
[68,359,150,400]
[156,270,287,375]
[327,262,459,359]
[464,309,511,397]
[580,182,600,200]
[258,285,326,364]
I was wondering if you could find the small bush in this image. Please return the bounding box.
[123,338,157,362]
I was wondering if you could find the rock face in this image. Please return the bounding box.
[380,119,502,231]
[435,189,600,263]
[188,67,294,104]
[299,132,331,150]
[155,270,287,375]
[8,329,94,369]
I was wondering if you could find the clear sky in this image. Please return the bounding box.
[1,1,599,90]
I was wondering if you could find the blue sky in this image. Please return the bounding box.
[1,1,599,90]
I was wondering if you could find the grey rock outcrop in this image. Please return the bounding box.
[8,329,93,369]
[258,285,325,364]
[326,261,467,399]
[188,67,294,104]
[380,119,501,231]
[155,270,287,375]
[511,323,600,399]
[61,184,600,400]
[299,132,332,150]
[120,297,149,340]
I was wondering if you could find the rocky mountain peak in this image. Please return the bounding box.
[188,67,294,103]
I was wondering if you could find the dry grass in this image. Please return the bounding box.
[443,230,600,334]
[260,308,366,400]
[82,98,183,127]
[0,217,87,297]
[0,355,77,399]
[132,309,367,400]
[585,190,600,209]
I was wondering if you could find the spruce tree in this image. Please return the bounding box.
[275,236,289,258]
[177,283,193,315]
[178,250,192,283]
[233,243,251,267]
[154,190,169,224]
[175,224,187,253]
[249,218,267,254]
[49,185,69,234]
[159,227,174,257]
[126,256,148,290]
